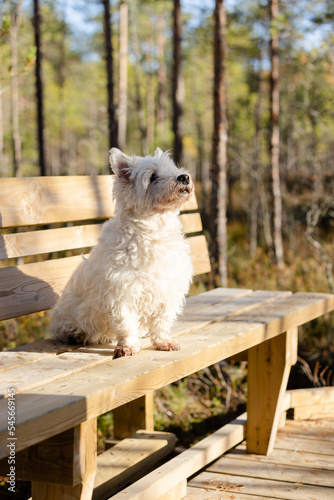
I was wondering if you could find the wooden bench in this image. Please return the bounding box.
[0,175,333,500]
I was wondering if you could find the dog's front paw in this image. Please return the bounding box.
[113,344,140,359]
[153,338,181,352]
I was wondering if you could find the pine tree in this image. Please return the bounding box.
[172,0,184,165]
[269,0,284,268]
[211,0,228,287]
[33,0,47,176]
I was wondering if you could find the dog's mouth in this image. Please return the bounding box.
[179,184,193,195]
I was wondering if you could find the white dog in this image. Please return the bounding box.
[50,148,194,358]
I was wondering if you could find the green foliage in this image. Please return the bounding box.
[0,312,50,351]
[0,14,10,39]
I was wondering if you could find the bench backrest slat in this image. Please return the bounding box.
[0,235,211,321]
[0,176,198,228]
[0,176,210,321]
[0,213,203,260]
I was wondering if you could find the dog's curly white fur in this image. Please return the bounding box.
[50,148,194,358]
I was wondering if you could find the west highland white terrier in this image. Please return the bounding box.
[50,148,194,358]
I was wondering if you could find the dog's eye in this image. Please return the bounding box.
[150,173,158,183]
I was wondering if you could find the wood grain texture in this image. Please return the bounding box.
[0,254,82,320]
[0,214,202,260]
[0,288,251,373]
[113,394,154,440]
[31,418,97,499]
[246,328,296,455]
[93,430,175,500]
[0,293,333,458]
[208,455,334,487]
[0,234,210,321]
[185,417,334,500]
[185,488,257,500]
[293,403,334,420]
[156,480,187,500]
[0,420,96,486]
[0,291,289,396]
[287,386,334,408]
[232,440,334,470]
[187,235,211,275]
[0,176,114,228]
[0,224,103,259]
[111,414,246,500]
[0,176,197,229]
[188,470,331,500]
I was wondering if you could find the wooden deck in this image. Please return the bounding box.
[185,417,334,500]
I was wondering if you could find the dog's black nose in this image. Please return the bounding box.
[177,174,190,185]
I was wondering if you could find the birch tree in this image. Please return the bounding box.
[269,0,284,268]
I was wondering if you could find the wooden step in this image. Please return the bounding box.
[110,414,246,500]
[93,430,175,500]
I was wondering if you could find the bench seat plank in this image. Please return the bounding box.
[0,290,289,396]
[0,288,252,372]
[0,292,332,458]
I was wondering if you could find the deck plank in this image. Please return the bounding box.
[278,419,334,441]
[185,488,268,499]
[188,470,332,500]
[274,433,334,455]
[231,443,334,471]
[207,455,334,487]
[187,417,334,500]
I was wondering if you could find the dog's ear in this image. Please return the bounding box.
[154,147,163,158]
[109,148,133,179]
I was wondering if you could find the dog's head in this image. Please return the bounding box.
[109,148,194,215]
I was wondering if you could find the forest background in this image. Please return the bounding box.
[1,0,334,452]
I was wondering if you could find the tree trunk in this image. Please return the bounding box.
[10,0,22,177]
[211,0,228,287]
[129,2,148,155]
[156,13,167,132]
[33,0,47,176]
[118,0,128,150]
[103,0,118,156]
[269,0,284,268]
[0,85,3,172]
[172,0,184,165]
[58,12,67,175]
[146,18,155,146]
[250,43,265,256]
